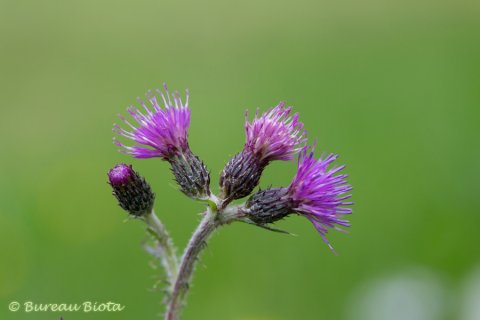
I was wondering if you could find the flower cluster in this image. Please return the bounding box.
[108,83,352,250]
[107,83,354,320]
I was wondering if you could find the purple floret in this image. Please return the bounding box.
[244,102,307,163]
[288,147,353,251]
[113,84,191,160]
[108,163,134,186]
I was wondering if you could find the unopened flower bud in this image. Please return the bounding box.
[108,164,155,217]
[244,188,293,224]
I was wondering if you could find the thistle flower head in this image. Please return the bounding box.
[244,102,306,163]
[219,103,307,204]
[108,163,155,217]
[288,147,353,250]
[113,84,191,160]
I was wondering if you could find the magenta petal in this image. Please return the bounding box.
[113,84,191,160]
[289,146,353,249]
[244,102,307,162]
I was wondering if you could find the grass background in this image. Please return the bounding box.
[0,0,479,319]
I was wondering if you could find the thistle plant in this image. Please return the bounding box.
[108,84,353,320]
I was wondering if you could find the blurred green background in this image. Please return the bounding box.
[1,0,479,319]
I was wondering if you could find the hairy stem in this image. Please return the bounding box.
[145,210,179,282]
[165,210,219,320]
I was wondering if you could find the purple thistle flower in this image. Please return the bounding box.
[244,102,307,162]
[219,102,306,204]
[244,146,352,251]
[113,85,211,200]
[113,84,191,160]
[287,147,353,251]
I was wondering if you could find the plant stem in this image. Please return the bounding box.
[165,209,219,320]
[145,210,179,282]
